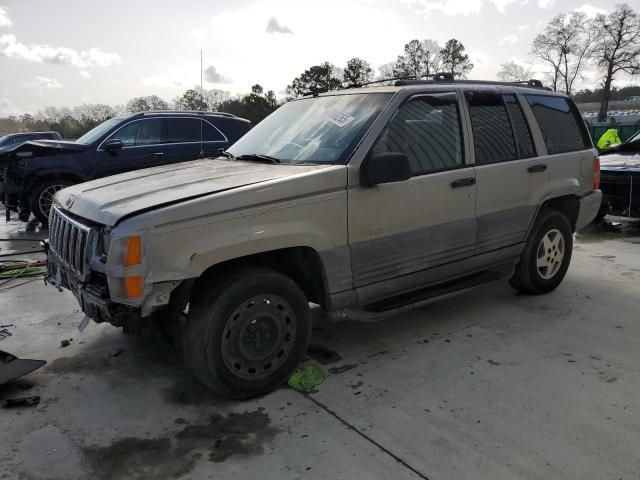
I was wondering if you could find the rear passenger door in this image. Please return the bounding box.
[467,92,544,254]
[162,118,203,165]
[348,91,477,302]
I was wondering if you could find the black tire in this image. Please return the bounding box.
[183,268,311,399]
[509,209,573,295]
[30,179,75,224]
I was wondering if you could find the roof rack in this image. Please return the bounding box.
[137,110,237,118]
[394,73,547,89]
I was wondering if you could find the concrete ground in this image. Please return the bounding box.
[1,210,639,480]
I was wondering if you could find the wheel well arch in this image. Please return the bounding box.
[25,172,85,195]
[188,246,330,309]
[538,195,580,232]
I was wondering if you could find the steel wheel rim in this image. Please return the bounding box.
[38,184,67,218]
[221,294,297,380]
[536,228,565,280]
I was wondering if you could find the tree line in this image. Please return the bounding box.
[508,2,639,121]
[0,85,279,138]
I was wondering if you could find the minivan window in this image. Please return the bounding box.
[525,95,588,155]
[371,93,464,175]
[203,121,225,141]
[111,119,162,146]
[165,118,201,143]
[468,93,517,164]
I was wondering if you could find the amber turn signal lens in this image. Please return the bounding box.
[125,236,141,266]
[124,275,143,298]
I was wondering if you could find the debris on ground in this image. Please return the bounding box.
[0,329,12,341]
[4,395,40,408]
[60,339,70,348]
[288,365,326,393]
[0,350,46,386]
[108,348,124,358]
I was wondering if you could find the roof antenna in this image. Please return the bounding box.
[199,49,204,158]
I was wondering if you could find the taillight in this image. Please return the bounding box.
[593,156,600,190]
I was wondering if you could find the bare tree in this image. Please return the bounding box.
[498,61,534,82]
[591,4,640,121]
[392,39,443,79]
[531,12,595,94]
[126,95,169,112]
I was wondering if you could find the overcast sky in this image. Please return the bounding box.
[0,0,632,115]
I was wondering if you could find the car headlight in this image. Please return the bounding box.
[106,235,144,300]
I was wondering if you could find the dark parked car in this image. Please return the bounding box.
[0,131,62,150]
[1,111,251,223]
[598,130,640,219]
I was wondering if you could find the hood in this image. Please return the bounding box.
[54,159,336,226]
[600,152,640,171]
[0,139,85,159]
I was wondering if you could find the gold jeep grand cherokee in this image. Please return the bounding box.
[46,76,602,398]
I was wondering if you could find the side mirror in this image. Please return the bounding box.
[361,152,412,186]
[103,139,123,151]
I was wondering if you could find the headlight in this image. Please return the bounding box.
[106,235,144,300]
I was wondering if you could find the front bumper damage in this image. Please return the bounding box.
[44,239,139,327]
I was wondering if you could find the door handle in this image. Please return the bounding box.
[527,164,547,173]
[149,152,164,158]
[451,177,476,188]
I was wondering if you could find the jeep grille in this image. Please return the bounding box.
[49,207,96,279]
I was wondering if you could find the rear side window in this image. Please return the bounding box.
[468,93,517,164]
[525,95,588,154]
[504,95,535,158]
[165,118,202,143]
[371,92,464,175]
[203,121,225,141]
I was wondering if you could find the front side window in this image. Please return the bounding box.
[110,119,162,147]
[165,118,201,143]
[371,92,464,175]
[526,95,589,155]
[227,93,392,164]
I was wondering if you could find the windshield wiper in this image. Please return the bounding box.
[212,150,235,159]
[235,154,281,164]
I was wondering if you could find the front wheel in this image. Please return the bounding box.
[509,210,573,294]
[30,179,75,224]
[183,268,311,399]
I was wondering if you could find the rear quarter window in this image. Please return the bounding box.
[526,95,589,155]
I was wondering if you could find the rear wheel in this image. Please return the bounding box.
[509,210,573,294]
[183,268,311,399]
[30,179,74,224]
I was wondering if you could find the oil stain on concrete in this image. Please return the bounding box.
[83,408,279,479]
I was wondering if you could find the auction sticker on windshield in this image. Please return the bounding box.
[327,111,355,128]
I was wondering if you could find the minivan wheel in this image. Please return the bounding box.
[509,210,573,295]
[183,268,311,399]
[30,179,74,224]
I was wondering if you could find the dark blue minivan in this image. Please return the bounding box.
[0,111,252,223]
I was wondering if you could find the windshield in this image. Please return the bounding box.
[0,136,8,147]
[227,93,393,164]
[627,131,640,143]
[76,117,123,145]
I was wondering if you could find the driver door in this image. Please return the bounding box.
[98,118,164,177]
[348,91,477,303]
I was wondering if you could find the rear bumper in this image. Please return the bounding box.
[576,190,603,231]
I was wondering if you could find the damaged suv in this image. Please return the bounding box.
[46,78,601,398]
